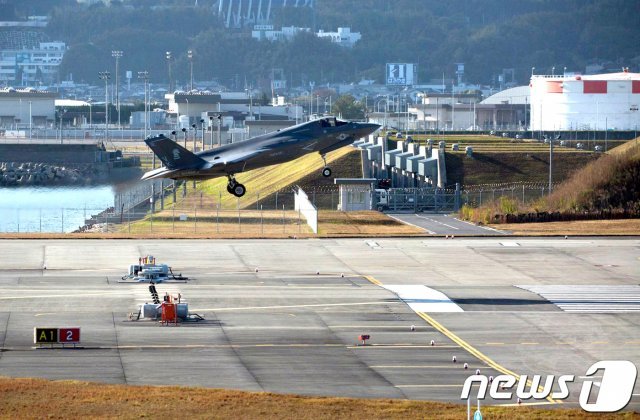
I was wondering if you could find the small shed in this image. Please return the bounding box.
[334,178,377,211]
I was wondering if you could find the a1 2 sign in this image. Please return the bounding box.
[34,327,80,344]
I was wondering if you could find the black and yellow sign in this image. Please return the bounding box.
[34,328,58,344]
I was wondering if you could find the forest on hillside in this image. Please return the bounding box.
[6,0,639,89]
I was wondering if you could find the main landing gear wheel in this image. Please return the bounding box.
[320,153,332,177]
[226,174,246,197]
[232,183,246,197]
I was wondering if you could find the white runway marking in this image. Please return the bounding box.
[387,215,435,234]
[415,214,459,230]
[518,285,640,313]
[383,285,464,313]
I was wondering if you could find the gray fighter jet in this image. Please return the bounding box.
[142,117,380,197]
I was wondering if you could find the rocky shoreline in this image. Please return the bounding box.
[0,162,100,186]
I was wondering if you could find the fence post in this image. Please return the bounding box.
[282,204,285,233]
[216,204,220,234]
[194,203,197,233]
[261,204,263,235]
[172,206,175,232]
[237,198,241,232]
[454,183,461,211]
[522,184,525,202]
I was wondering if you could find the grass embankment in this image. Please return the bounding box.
[1,377,636,419]
[446,152,596,186]
[459,140,640,228]
[180,146,359,210]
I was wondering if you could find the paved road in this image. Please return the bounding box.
[0,238,637,410]
[388,213,507,235]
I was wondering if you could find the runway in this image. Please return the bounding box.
[0,238,637,410]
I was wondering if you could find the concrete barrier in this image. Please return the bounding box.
[294,186,318,234]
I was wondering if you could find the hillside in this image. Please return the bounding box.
[459,139,640,223]
[16,0,637,87]
[543,141,640,214]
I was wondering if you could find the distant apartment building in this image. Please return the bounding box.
[252,25,361,47]
[0,17,66,87]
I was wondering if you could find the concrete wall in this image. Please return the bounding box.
[0,144,102,164]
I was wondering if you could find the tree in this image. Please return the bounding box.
[332,95,365,120]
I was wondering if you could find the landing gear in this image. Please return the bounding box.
[226,174,246,197]
[321,154,332,178]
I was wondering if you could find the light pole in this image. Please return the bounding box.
[111,50,122,129]
[28,100,32,140]
[166,51,173,92]
[58,107,67,144]
[137,71,149,139]
[531,67,535,77]
[187,50,193,91]
[98,71,110,141]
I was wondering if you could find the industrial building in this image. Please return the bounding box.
[530,70,640,131]
[0,87,56,129]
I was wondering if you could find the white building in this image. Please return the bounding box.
[251,25,310,42]
[316,27,361,47]
[0,87,56,128]
[252,26,361,47]
[530,71,640,131]
[0,41,66,86]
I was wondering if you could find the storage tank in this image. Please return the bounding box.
[530,71,640,131]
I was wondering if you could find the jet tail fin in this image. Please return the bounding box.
[145,135,206,170]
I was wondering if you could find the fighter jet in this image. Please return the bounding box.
[142,117,380,197]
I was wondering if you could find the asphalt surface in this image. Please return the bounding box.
[388,213,507,235]
[0,238,638,411]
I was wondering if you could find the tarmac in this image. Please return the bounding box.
[0,238,638,410]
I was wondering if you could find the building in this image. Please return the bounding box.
[530,71,640,131]
[0,16,66,87]
[251,25,310,42]
[252,26,361,47]
[0,87,56,128]
[316,28,361,47]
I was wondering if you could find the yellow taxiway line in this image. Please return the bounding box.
[365,274,559,404]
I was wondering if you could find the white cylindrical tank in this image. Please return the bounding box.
[530,71,640,131]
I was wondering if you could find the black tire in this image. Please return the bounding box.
[227,184,234,194]
[322,167,332,177]
[233,183,246,197]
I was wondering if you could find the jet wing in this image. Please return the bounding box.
[204,148,267,169]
